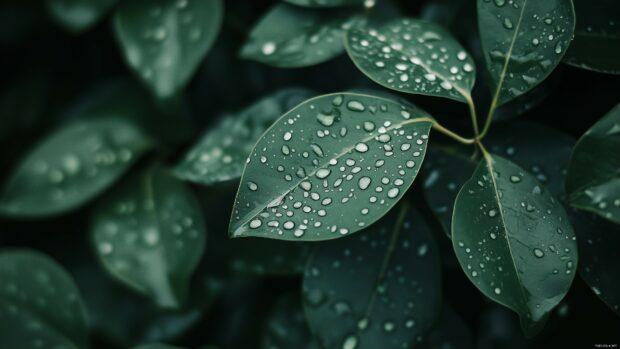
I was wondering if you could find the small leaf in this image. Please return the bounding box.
[47,0,117,33]
[91,165,206,309]
[261,293,320,349]
[113,0,223,99]
[283,0,364,8]
[452,154,577,336]
[563,0,620,75]
[241,4,363,68]
[566,103,620,223]
[302,205,442,349]
[229,92,433,241]
[0,118,153,218]
[134,344,186,349]
[345,18,477,102]
[0,249,88,349]
[175,88,314,185]
[478,0,575,106]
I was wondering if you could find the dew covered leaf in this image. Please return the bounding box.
[0,250,88,349]
[566,103,620,224]
[563,0,620,74]
[0,118,153,218]
[175,88,314,185]
[113,0,223,99]
[424,122,575,235]
[452,154,577,336]
[47,0,117,33]
[241,3,363,68]
[345,18,477,103]
[302,205,442,349]
[261,293,320,349]
[283,0,364,8]
[477,0,575,106]
[91,165,206,309]
[230,92,433,241]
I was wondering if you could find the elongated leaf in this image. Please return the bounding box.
[478,0,575,106]
[452,154,577,336]
[0,250,88,349]
[283,0,364,7]
[346,18,476,103]
[563,0,620,74]
[47,0,117,33]
[113,0,223,99]
[261,293,320,349]
[230,92,433,241]
[303,205,442,349]
[566,103,620,223]
[241,4,362,68]
[0,118,153,218]
[92,165,206,309]
[175,88,314,185]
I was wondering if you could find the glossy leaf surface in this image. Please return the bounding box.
[47,0,117,33]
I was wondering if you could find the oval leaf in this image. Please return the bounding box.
[47,0,117,33]
[175,88,314,185]
[452,154,577,336]
[478,0,575,106]
[302,205,442,349]
[0,249,88,349]
[283,0,364,7]
[261,293,320,349]
[113,0,223,99]
[229,92,433,241]
[241,4,363,68]
[92,165,206,309]
[566,103,620,223]
[345,18,477,102]
[0,118,153,218]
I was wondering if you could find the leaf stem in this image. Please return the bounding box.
[465,93,480,137]
[431,120,476,145]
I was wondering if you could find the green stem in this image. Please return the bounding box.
[479,96,498,139]
[431,120,476,145]
[465,93,480,137]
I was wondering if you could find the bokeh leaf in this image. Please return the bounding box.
[0,249,88,349]
[47,0,117,33]
[175,88,314,185]
[566,103,620,223]
[478,0,575,106]
[302,205,442,349]
[230,92,433,241]
[113,0,223,99]
[241,4,363,68]
[345,18,477,103]
[0,118,153,218]
[92,165,206,309]
[261,292,320,349]
[452,154,577,336]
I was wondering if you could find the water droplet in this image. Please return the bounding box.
[355,143,369,153]
[387,188,399,198]
[510,175,521,183]
[488,209,498,217]
[494,287,502,295]
[358,177,372,190]
[261,42,276,55]
[249,219,262,229]
[316,168,331,179]
[247,181,258,191]
[533,248,545,258]
[343,335,358,349]
[347,100,365,112]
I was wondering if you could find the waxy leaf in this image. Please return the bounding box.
[47,0,117,33]
[0,250,88,349]
[230,93,433,241]
[92,165,206,309]
[564,0,620,74]
[113,0,223,99]
[0,118,153,218]
[302,205,441,349]
[241,4,363,68]
[478,0,575,106]
[283,0,364,8]
[345,18,477,103]
[566,103,620,224]
[175,88,314,185]
[452,155,577,336]
[261,293,320,349]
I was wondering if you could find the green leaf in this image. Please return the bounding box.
[477,0,575,106]
[345,18,477,103]
[283,0,364,8]
[175,88,314,185]
[261,293,320,349]
[0,249,88,349]
[241,4,363,68]
[47,0,117,33]
[229,92,433,241]
[452,154,577,336]
[566,103,620,224]
[91,165,206,309]
[302,205,442,349]
[563,0,620,74]
[113,0,223,99]
[0,118,153,218]
[134,344,186,349]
